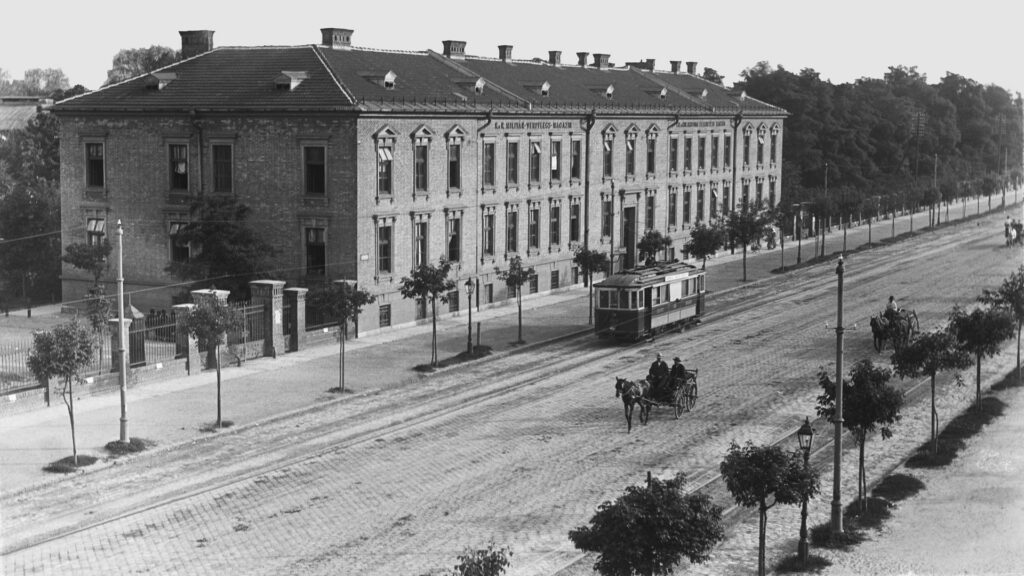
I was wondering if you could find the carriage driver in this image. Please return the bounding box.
[648,353,670,397]
[885,295,899,322]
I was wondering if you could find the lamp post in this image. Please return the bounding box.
[831,255,845,538]
[116,220,130,444]
[797,417,815,563]
[465,278,475,354]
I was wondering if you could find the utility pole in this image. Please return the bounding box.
[831,255,845,538]
[116,220,130,444]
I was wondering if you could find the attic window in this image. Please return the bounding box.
[526,81,551,97]
[659,87,668,99]
[146,72,177,90]
[275,71,308,91]
[474,78,485,95]
[605,85,614,99]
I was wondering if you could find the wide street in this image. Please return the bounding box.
[2,198,1022,575]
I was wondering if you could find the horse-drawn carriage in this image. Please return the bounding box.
[870,309,920,352]
[614,369,699,433]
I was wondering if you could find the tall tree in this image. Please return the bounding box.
[569,472,725,576]
[307,281,375,393]
[0,180,60,306]
[720,441,820,576]
[104,46,180,86]
[979,265,1024,384]
[637,230,673,266]
[496,256,535,345]
[573,248,609,325]
[165,195,275,301]
[683,220,725,270]
[948,304,1014,413]
[725,205,772,281]
[816,359,905,511]
[182,296,244,428]
[26,319,95,466]
[890,327,972,454]
[399,258,456,367]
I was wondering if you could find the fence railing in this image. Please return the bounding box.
[305,299,339,331]
[0,340,35,394]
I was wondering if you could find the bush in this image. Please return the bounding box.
[105,437,155,457]
[43,454,98,474]
[870,473,925,502]
[774,553,832,573]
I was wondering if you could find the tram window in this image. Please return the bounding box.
[684,280,690,296]
[599,290,609,308]
[638,291,644,307]
[609,291,618,309]
[630,291,638,309]
[700,275,705,292]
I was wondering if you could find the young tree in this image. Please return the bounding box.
[496,256,535,345]
[26,319,95,466]
[979,265,1024,384]
[182,296,244,428]
[165,195,275,300]
[683,221,725,270]
[637,230,673,267]
[720,442,820,576]
[890,327,972,454]
[725,205,772,282]
[399,258,456,367]
[816,359,905,511]
[569,472,724,576]
[573,248,609,325]
[307,281,375,393]
[448,543,512,576]
[948,304,1015,413]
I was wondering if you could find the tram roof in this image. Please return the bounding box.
[595,261,701,288]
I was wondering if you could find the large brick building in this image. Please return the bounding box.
[53,28,786,333]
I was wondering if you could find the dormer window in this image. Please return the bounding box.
[658,87,667,99]
[452,77,486,95]
[358,70,396,89]
[526,81,551,97]
[474,78,485,95]
[605,85,614,99]
[275,71,308,91]
[146,72,177,90]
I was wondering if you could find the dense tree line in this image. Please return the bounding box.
[737,63,1023,222]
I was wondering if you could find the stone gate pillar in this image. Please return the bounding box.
[284,287,308,352]
[172,303,200,375]
[249,280,286,358]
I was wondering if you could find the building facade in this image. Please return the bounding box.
[53,28,786,333]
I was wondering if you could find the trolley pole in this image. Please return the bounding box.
[830,255,845,538]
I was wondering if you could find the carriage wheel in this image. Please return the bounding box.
[686,383,697,411]
[673,392,684,419]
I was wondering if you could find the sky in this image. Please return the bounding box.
[2,0,1020,96]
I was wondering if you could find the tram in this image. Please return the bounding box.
[594,261,706,340]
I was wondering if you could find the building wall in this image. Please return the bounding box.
[59,110,783,331]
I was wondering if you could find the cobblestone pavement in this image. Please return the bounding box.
[2,201,1022,575]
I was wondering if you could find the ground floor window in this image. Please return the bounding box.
[551,270,560,290]
[448,290,459,313]
[529,274,539,294]
[379,304,391,328]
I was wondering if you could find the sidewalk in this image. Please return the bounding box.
[0,195,1016,502]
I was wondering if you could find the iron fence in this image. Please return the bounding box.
[305,299,339,331]
[0,340,35,394]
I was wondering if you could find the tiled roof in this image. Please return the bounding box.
[53,44,787,117]
[0,97,50,131]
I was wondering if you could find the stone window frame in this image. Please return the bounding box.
[446,125,467,193]
[624,124,640,179]
[645,124,659,178]
[549,136,563,185]
[568,196,582,245]
[644,189,657,231]
[770,123,780,165]
[548,198,562,251]
[527,201,542,252]
[411,125,434,195]
[85,215,106,247]
[668,134,679,176]
[481,204,498,258]
[528,137,543,187]
[756,124,768,168]
[82,138,106,191]
[167,214,191,263]
[167,139,191,194]
[506,137,520,189]
[301,218,329,277]
[298,138,328,197]
[570,137,583,182]
[743,123,754,168]
[482,138,497,189]
[601,124,617,180]
[445,208,463,263]
[505,202,520,255]
[411,211,431,268]
[668,187,678,229]
[373,215,396,278]
[374,125,398,198]
[210,140,235,194]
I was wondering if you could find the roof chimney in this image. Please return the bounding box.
[670,61,681,74]
[548,50,562,66]
[498,45,513,62]
[576,52,589,67]
[320,28,354,49]
[179,30,214,59]
[443,40,467,59]
[593,53,610,70]
[645,59,656,70]
[686,61,697,75]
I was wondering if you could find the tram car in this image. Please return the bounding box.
[594,261,706,340]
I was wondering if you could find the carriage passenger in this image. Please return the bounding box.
[648,353,669,397]
[670,357,687,385]
[884,295,899,322]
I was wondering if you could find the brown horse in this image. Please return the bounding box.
[614,377,650,433]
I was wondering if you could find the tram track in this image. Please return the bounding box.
[3,212,1007,573]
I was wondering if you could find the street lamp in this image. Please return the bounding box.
[465,278,475,354]
[797,417,815,563]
